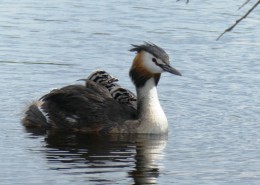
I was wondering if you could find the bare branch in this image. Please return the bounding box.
[217,0,260,41]
[238,0,251,10]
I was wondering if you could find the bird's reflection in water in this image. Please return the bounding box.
[128,135,167,184]
[26,129,167,184]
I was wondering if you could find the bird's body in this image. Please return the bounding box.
[22,42,181,134]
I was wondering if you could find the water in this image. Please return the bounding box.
[0,0,260,184]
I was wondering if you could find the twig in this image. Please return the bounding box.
[238,0,251,10]
[217,0,260,40]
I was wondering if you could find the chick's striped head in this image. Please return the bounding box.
[110,87,136,104]
[87,70,118,85]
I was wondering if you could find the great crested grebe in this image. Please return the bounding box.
[22,42,181,134]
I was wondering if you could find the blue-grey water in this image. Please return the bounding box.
[0,0,260,184]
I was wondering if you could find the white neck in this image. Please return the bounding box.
[135,78,168,134]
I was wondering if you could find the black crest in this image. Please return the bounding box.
[129,42,169,64]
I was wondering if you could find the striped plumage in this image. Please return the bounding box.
[110,87,137,109]
[79,70,137,109]
[87,70,118,85]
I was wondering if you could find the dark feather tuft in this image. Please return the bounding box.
[129,42,169,64]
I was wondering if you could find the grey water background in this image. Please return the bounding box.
[0,0,260,184]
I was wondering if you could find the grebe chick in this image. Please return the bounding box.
[110,87,137,109]
[81,70,137,106]
[22,42,181,134]
[79,70,118,85]
[78,70,119,98]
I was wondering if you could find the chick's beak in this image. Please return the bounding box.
[108,77,119,83]
[162,64,182,76]
[130,96,137,101]
[77,79,87,81]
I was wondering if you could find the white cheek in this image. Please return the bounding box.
[142,52,163,73]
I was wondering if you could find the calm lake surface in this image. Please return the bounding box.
[0,0,260,184]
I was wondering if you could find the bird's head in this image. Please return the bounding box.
[129,42,181,87]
